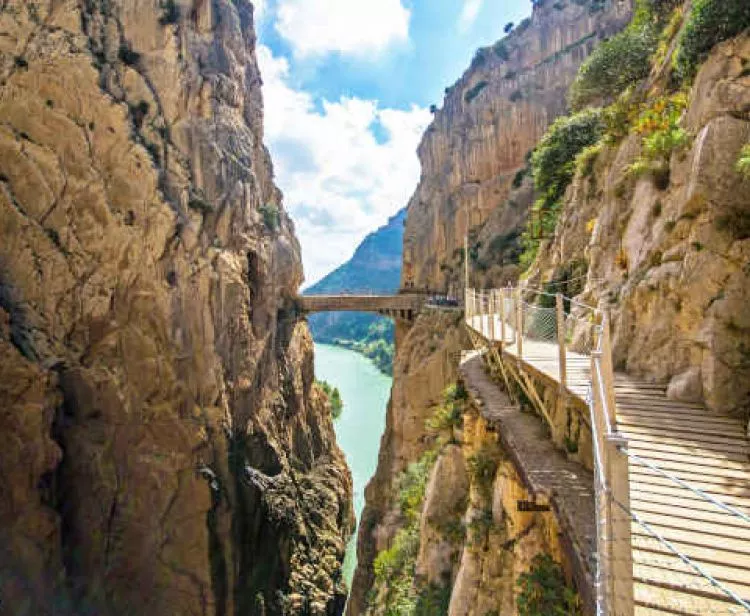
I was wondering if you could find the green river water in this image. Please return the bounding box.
[313,343,392,587]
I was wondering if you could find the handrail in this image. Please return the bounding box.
[464,284,750,616]
[465,285,632,615]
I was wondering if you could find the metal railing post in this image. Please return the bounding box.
[515,287,523,359]
[556,293,567,389]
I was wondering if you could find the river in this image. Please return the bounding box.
[314,343,392,588]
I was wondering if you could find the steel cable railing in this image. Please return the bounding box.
[465,285,750,616]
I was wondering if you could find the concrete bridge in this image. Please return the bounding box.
[298,293,428,321]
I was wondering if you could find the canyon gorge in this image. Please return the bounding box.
[1,0,749,614]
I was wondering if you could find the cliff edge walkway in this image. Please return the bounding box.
[464,287,750,616]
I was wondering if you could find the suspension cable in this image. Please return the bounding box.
[612,497,750,613]
[621,448,750,525]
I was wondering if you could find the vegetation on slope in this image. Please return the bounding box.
[517,554,583,616]
[317,380,343,419]
[517,0,749,274]
[370,385,469,615]
[520,110,604,268]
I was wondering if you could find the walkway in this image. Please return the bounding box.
[298,293,425,320]
[459,350,597,609]
[465,289,750,616]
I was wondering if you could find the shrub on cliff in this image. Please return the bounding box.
[570,23,657,109]
[316,380,343,419]
[675,0,750,81]
[531,109,604,209]
[517,554,582,616]
[737,144,750,180]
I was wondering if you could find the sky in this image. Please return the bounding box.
[255,0,533,287]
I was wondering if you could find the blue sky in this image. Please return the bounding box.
[255,0,533,286]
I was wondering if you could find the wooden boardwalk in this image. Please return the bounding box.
[466,312,750,615]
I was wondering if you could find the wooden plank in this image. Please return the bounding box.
[618,417,746,441]
[632,533,750,569]
[629,486,750,516]
[630,478,750,508]
[629,508,750,541]
[633,549,750,587]
[616,396,705,410]
[626,440,750,463]
[631,521,750,558]
[634,603,693,616]
[626,455,750,482]
[621,425,750,450]
[630,497,750,532]
[626,446,750,472]
[624,432,750,456]
[634,581,746,614]
[630,467,750,495]
[619,408,744,428]
[633,562,750,601]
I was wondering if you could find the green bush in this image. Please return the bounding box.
[675,0,750,81]
[118,42,141,67]
[574,141,603,177]
[467,441,503,497]
[427,384,467,439]
[627,93,690,188]
[316,380,343,419]
[398,450,438,523]
[531,109,604,210]
[259,202,280,231]
[493,41,510,61]
[188,197,213,214]
[570,24,657,109]
[464,80,488,104]
[373,446,441,614]
[736,144,750,180]
[517,554,582,616]
[159,0,180,25]
[415,584,451,616]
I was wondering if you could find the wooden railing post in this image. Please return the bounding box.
[499,288,506,345]
[556,293,567,389]
[606,433,633,616]
[600,312,618,433]
[488,290,496,341]
[515,287,523,359]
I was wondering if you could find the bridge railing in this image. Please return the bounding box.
[465,286,633,615]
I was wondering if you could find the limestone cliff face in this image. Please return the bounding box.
[403,0,632,292]
[0,2,352,615]
[350,2,633,612]
[531,31,750,418]
[529,33,750,421]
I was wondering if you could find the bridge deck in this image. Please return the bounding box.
[466,314,750,615]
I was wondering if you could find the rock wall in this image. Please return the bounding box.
[402,0,632,292]
[529,33,750,420]
[351,1,633,612]
[0,2,352,615]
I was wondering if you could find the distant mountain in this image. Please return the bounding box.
[306,208,405,374]
[306,208,405,294]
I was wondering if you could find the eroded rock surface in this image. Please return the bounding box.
[0,2,352,615]
[530,34,750,420]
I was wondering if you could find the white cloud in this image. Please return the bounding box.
[459,0,484,31]
[275,0,411,58]
[253,0,267,21]
[258,45,431,286]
